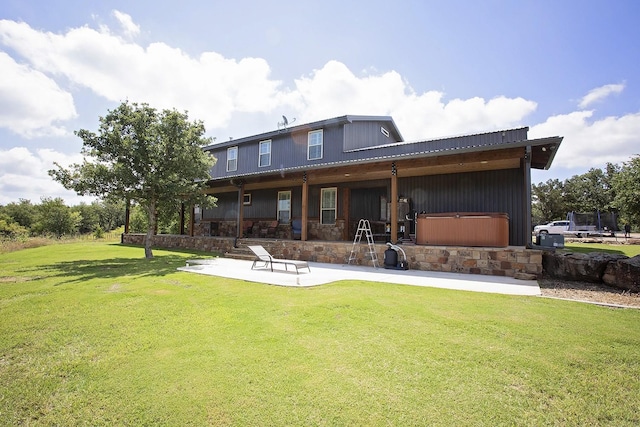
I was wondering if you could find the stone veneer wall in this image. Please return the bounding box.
[194,219,346,241]
[122,234,542,279]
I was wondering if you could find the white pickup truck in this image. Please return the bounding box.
[533,220,596,237]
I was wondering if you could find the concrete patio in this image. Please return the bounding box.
[178,257,541,296]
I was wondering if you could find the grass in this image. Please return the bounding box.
[1,242,640,425]
[0,232,122,254]
[563,242,640,257]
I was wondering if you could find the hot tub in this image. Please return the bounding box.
[416,212,509,247]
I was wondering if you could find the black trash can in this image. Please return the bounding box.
[384,248,398,269]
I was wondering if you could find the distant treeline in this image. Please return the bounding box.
[0,198,187,240]
[532,155,639,229]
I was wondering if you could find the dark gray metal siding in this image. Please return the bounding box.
[203,192,238,220]
[203,170,525,244]
[208,125,343,179]
[397,169,526,245]
[206,186,307,221]
[350,187,386,220]
[207,125,530,182]
[343,121,398,150]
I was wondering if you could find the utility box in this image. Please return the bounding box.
[537,233,564,248]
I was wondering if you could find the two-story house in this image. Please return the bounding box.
[197,115,563,247]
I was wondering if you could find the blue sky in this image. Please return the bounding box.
[1,0,639,204]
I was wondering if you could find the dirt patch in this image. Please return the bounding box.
[539,278,640,308]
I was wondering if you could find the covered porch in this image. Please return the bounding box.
[189,139,558,247]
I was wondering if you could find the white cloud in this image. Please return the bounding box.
[113,10,140,38]
[530,109,640,170]
[288,60,538,140]
[0,19,281,131]
[0,147,92,205]
[0,52,76,138]
[0,19,538,141]
[578,83,625,109]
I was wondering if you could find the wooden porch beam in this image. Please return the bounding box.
[302,173,308,241]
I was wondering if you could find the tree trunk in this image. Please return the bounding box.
[145,201,157,259]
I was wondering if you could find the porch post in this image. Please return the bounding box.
[189,205,195,237]
[179,202,185,235]
[302,172,308,241]
[343,187,350,241]
[390,162,398,243]
[237,183,245,238]
[524,146,533,247]
[124,199,130,234]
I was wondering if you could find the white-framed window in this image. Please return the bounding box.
[307,129,323,160]
[320,187,337,225]
[277,191,291,222]
[259,140,271,167]
[227,146,238,172]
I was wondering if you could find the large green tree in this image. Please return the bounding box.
[32,197,81,237]
[611,155,640,227]
[50,101,216,258]
[72,202,101,234]
[531,179,565,224]
[562,167,617,213]
[1,199,37,229]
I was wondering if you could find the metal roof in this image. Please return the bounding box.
[209,126,563,182]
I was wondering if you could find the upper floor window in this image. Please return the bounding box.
[259,140,271,167]
[227,146,238,172]
[320,187,337,225]
[308,129,323,160]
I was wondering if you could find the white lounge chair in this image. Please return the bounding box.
[247,245,310,274]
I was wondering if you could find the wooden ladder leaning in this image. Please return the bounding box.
[348,219,379,268]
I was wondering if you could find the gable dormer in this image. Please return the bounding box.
[341,115,403,151]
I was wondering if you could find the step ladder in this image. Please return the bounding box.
[348,219,379,268]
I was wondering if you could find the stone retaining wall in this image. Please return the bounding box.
[543,251,640,292]
[122,234,542,279]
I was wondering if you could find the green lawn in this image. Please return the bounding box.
[563,242,640,257]
[1,242,639,426]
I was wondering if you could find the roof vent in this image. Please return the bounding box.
[380,126,390,138]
